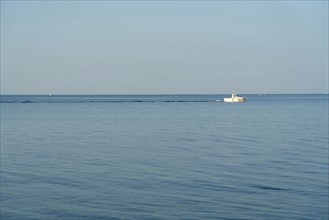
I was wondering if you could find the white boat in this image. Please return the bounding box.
[224,93,247,102]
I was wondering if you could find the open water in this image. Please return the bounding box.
[1,94,328,220]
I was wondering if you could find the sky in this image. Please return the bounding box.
[1,1,328,95]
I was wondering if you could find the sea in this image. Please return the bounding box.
[1,94,328,220]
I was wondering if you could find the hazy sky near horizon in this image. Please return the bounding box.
[1,1,328,94]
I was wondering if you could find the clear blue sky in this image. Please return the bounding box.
[1,1,328,94]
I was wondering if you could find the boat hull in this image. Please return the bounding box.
[224,97,247,102]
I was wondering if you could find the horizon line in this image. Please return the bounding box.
[1,93,328,96]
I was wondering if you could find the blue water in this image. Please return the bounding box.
[1,94,328,220]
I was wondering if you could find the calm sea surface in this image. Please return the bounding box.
[1,94,328,220]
